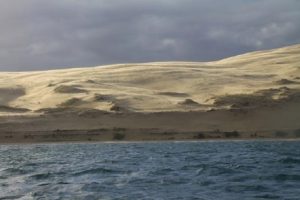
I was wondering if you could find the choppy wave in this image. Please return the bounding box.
[0,141,300,199]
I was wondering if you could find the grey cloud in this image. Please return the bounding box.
[0,0,299,71]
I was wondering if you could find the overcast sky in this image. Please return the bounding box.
[0,0,300,71]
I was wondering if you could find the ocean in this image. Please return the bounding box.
[0,140,300,199]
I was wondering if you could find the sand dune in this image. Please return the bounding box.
[1,44,299,113]
[0,44,300,142]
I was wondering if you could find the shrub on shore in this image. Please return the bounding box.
[293,129,300,137]
[113,133,125,140]
[275,131,289,137]
[194,133,205,139]
[224,131,240,138]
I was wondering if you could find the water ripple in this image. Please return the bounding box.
[0,141,300,199]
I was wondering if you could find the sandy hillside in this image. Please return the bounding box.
[0,44,300,142]
[0,44,299,115]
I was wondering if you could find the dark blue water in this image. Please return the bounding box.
[0,141,300,200]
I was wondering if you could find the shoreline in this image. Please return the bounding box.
[1,128,299,144]
[1,137,300,145]
[1,107,300,144]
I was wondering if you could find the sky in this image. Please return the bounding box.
[0,0,300,71]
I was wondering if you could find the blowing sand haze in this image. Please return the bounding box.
[1,44,300,142]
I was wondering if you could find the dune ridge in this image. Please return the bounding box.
[0,44,300,142]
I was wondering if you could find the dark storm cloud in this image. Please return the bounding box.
[0,0,299,71]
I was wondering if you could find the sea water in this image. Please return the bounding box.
[0,140,300,200]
